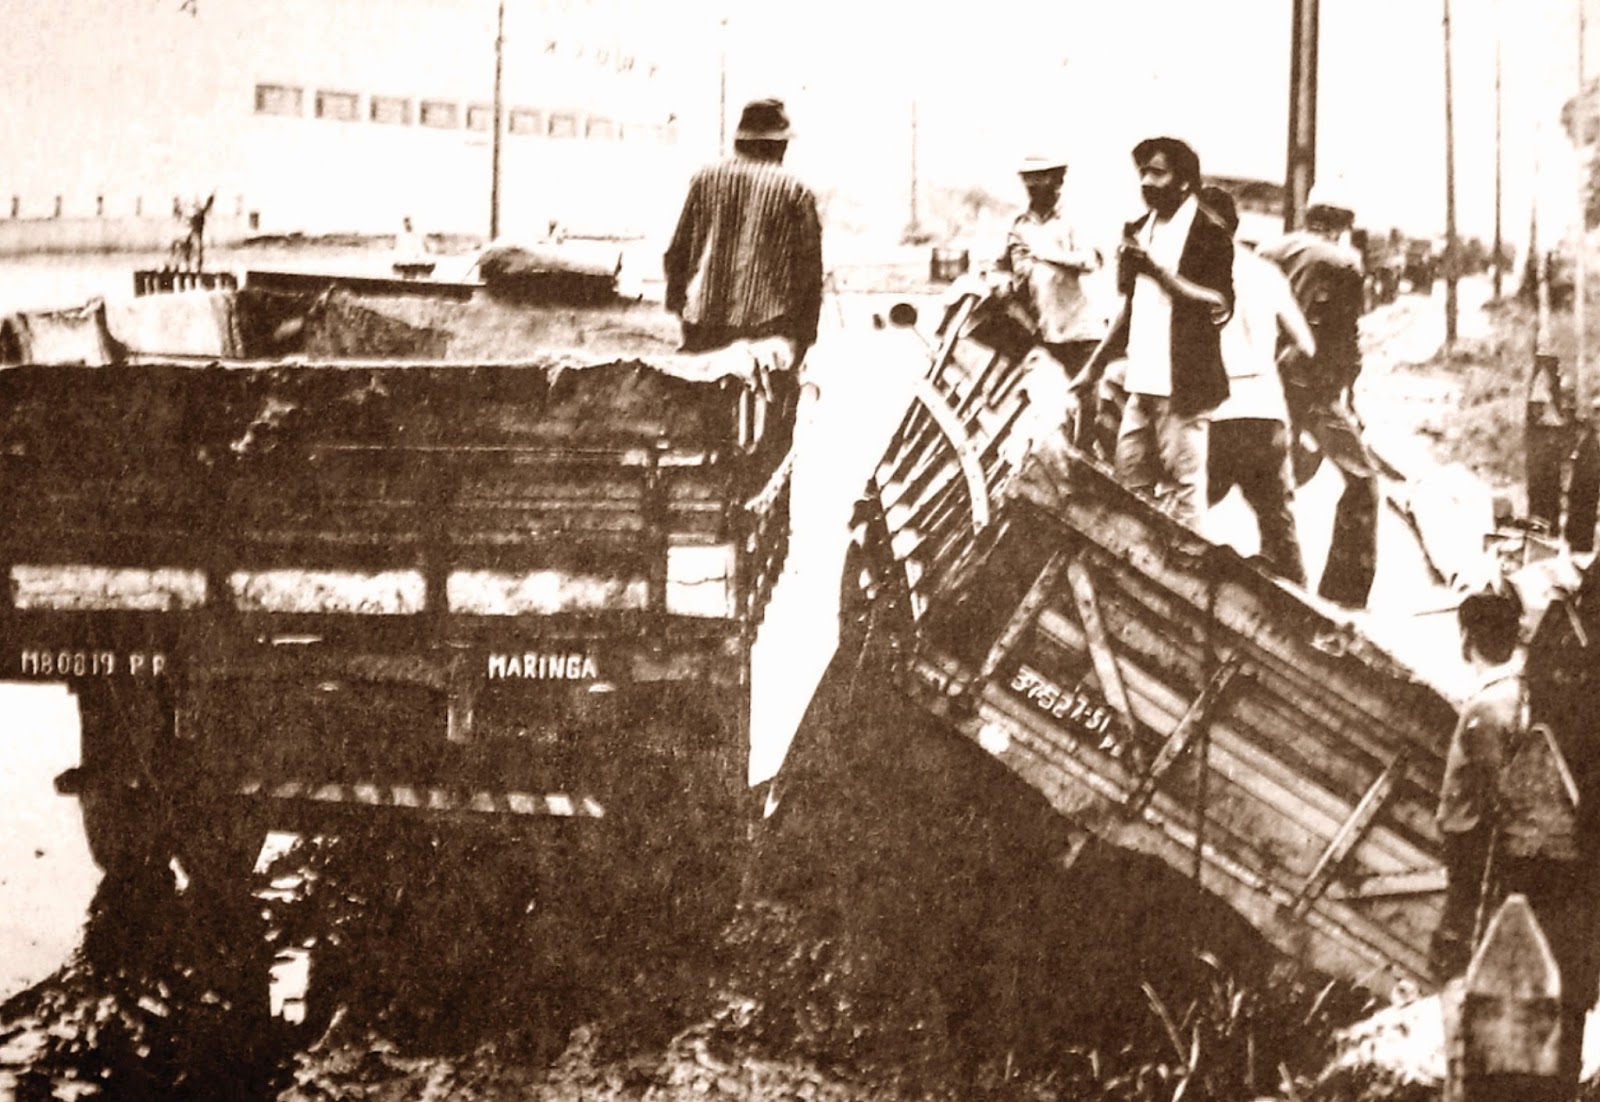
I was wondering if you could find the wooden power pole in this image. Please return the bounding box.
[909,99,921,240]
[1284,0,1319,230]
[1443,0,1459,353]
[490,0,505,242]
[1578,0,1589,407]
[1493,5,1504,301]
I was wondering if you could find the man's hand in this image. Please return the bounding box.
[1118,238,1155,278]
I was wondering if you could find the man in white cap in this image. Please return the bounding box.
[664,97,823,367]
[997,154,1105,380]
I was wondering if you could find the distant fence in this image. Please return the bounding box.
[0,216,250,258]
[133,270,239,296]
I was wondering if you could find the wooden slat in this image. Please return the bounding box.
[944,674,1437,986]
[1293,752,1410,916]
[1324,867,1447,901]
[997,615,1441,876]
[1064,559,1139,754]
[975,551,1068,683]
[1125,654,1242,813]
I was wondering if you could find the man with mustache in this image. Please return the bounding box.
[1077,136,1233,526]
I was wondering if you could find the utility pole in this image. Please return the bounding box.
[1493,3,1504,301]
[1578,0,1589,407]
[718,16,729,156]
[1284,0,1319,230]
[908,99,920,240]
[1443,0,1459,353]
[489,0,505,241]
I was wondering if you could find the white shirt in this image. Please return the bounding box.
[1123,194,1198,398]
[1212,247,1302,423]
[1005,209,1106,343]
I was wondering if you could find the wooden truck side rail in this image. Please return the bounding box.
[844,292,1459,995]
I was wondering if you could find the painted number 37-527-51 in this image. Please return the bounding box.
[1009,663,1113,737]
[18,649,167,678]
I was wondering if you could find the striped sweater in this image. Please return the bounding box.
[663,155,823,351]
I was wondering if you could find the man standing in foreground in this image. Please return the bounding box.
[1198,185,1313,586]
[1079,136,1232,527]
[998,154,1105,380]
[663,97,824,369]
[1434,579,1597,1096]
[1258,192,1378,608]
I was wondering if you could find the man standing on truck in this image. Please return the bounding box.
[997,153,1105,380]
[1077,136,1233,527]
[664,97,824,379]
[1198,184,1313,586]
[1258,190,1378,608]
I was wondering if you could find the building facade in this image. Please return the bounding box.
[0,0,709,250]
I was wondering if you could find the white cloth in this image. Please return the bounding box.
[1212,248,1299,423]
[1123,193,1199,398]
[104,290,242,359]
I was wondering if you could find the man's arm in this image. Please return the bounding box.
[1273,273,1317,358]
[1121,221,1232,324]
[791,189,825,352]
[1070,299,1129,393]
[1029,223,1101,271]
[662,175,702,315]
[1001,218,1030,278]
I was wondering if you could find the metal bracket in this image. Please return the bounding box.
[1124,653,1242,813]
[445,649,478,744]
[1292,752,1410,916]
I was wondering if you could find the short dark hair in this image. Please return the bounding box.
[733,137,788,162]
[1132,137,1201,190]
[1198,184,1239,235]
[1307,204,1355,233]
[1459,585,1523,663]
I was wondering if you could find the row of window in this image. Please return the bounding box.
[253,84,673,143]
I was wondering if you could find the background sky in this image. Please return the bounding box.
[1,0,1594,251]
[680,0,1599,249]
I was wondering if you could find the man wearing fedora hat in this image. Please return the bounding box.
[998,153,1105,382]
[664,97,823,378]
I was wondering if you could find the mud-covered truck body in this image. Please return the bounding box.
[839,291,1462,995]
[2,295,793,892]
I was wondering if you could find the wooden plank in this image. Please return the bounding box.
[949,677,1437,988]
[966,619,1442,876]
[1293,752,1410,916]
[1064,559,1139,755]
[1051,491,1452,749]
[1324,867,1447,901]
[975,551,1068,682]
[1125,654,1242,813]
[1034,602,1442,846]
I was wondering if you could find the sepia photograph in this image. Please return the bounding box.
[1,0,1598,1098]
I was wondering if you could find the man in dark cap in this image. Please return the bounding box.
[1258,190,1378,608]
[663,97,824,370]
[1434,575,1598,1095]
[1078,136,1232,527]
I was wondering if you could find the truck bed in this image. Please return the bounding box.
[0,346,792,840]
[843,293,1458,994]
